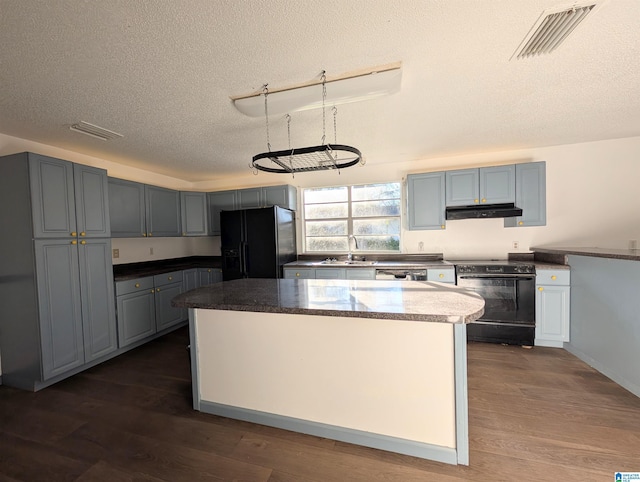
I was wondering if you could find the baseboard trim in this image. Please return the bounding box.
[198,400,459,465]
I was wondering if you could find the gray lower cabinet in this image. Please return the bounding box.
[427,268,455,283]
[284,268,316,279]
[116,277,157,347]
[199,267,223,286]
[283,267,376,280]
[407,172,446,230]
[534,269,570,347]
[154,271,186,331]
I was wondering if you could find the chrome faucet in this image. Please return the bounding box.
[347,235,358,261]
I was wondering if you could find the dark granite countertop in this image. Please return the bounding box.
[532,246,640,262]
[285,260,453,269]
[113,256,221,281]
[172,278,485,324]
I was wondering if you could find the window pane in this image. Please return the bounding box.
[357,236,400,251]
[306,220,347,236]
[352,200,400,217]
[352,183,400,201]
[353,218,400,236]
[306,237,349,252]
[304,187,348,204]
[305,203,348,219]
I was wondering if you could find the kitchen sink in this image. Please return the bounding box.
[315,260,378,265]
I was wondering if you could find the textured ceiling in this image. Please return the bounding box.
[1,0,639,182]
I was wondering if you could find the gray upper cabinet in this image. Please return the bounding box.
[263,185,297,211]
[446,165,515,206]
[0,152,116,390]
[407,172,446,230]
[73,164,111,237]
[237,187,262,209]
[108,178,146,237]
[505,162,546,227]
[207,190,237,235]
[28,154,77,238]
[145,185,181,237]
[180,191,208,236]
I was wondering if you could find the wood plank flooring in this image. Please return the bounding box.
[1,327,639,481]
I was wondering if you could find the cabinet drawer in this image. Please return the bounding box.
[315,268,346,279]
[154,270,184,286]
[116,276,154,296]
[284,268,315,279]
[536,269,570,285]
[427,268,455,283]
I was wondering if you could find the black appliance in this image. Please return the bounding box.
[221,206,297,280]
[445,203,523,220]
[455,261,535,346]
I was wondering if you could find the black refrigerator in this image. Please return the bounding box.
[220,205,297,280]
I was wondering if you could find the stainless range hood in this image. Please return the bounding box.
[445,203,523,220]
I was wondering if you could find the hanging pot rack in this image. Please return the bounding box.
[250,71,365,175]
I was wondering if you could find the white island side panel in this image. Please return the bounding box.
[195,309,457,448]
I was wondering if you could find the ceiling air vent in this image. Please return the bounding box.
[511,2,599,60]
[70,121,124,141]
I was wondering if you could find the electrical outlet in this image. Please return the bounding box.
[513,241,519,249]
[418,241,424,252]
[112,248,119,259]
[149,247,154,255]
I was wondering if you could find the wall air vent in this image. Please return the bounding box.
[70,121,124,141]
[511,2,599,60]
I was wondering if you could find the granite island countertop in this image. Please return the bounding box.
[172,278,485,324]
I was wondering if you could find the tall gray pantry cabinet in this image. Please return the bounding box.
[0,152,117,391]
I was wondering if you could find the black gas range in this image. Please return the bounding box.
[451,260,536,346]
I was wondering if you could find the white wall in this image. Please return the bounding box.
[2,132,640,261]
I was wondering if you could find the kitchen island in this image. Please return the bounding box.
[172,278,484,465]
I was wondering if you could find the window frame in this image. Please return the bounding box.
[302,181,402,254]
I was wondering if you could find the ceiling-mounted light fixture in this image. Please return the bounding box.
[232,62,402,117]
[69,121,123,141]
[250,71,365,175]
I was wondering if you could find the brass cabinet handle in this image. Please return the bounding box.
[143,233,147,237]
[135,283,140,288]
[439,273,444,278]
[148,233,153,237]
[441,225,445,229]
[156,288,161,292]
[168,276,172,281]
[296,272,300,277]
[150,289,155,293]
[538,287,544,291]
[80,240,86,245]
[71,232,77,236]
[71,240,77,245]
[518,221,524,225]
[207,269,211,272]
[80,232,86,236]
[474,199,479,203]
[481,198,486,203]
[551,275,557,280]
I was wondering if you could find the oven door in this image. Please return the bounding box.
[457,274,535,345]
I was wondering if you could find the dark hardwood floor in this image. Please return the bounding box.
[1,327,639,481]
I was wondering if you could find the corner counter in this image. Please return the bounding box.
[173,279,485,465]
[533,246,640,399]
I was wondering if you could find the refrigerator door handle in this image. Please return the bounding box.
[242,241,249,277]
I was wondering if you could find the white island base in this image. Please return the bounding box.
[188,308,469,465]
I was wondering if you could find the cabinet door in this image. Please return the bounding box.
[445,169,479,206]
[237,188,262,209]
[116,289,156,347]
[34,239,84,379]
[263,185,297,211]
[29,154,77,238]
[74,164,111,238]
[198,268,222,286]
[77,239,117,362]
[155,282,187,331]
[407,172,446,230]
[283,268,315,279]
[346,269,376,280]
[479,165,515,205]
[427,268,455,283]
[180,192,208,236]
[184,268,199,291]
[108,178,146,237]
[535,285,570,344]
[145,185,181,237]
[315,268,346,279]
[505,162,546,227]
[207,190,237,235]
